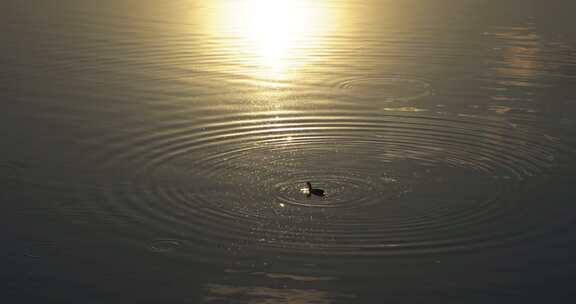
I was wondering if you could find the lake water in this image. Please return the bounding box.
[3,0,576,302]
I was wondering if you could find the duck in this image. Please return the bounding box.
[306,181,325,197]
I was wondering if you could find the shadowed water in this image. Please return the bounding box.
[3,0,576,303]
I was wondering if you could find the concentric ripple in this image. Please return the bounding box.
[274,171,407,209]
[148,239,183,253]
[335,76,433,102]
[87,109,562,262]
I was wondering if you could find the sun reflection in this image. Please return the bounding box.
[199,0,336,85]
[242,0,305,79]
[485,24,543,108]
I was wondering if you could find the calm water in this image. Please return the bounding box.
[3,0,576,302]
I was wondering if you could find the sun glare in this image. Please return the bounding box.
[244,0,302,76]
[199,0,335,84]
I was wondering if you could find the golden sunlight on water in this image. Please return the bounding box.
[194,0,340,86]
[5,0,576,302]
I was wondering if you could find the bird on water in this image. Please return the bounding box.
[306,181,325,197]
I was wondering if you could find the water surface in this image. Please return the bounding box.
[3,0,576,302]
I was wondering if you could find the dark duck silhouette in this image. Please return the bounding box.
[306,182,325,197]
